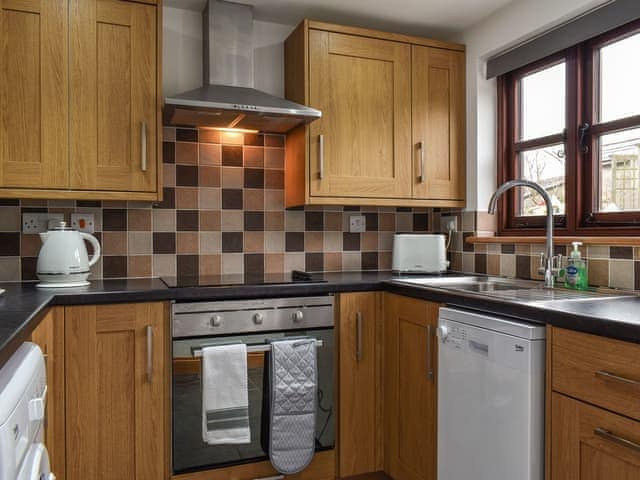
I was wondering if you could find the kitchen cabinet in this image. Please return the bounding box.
[30,307,66,480]
[383,293,439,480]
[0,0,162,200]
[337,292,383,477]
[65,302,168,480]
[284,20,465,208]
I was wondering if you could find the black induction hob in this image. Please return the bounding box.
[160,270,324,288]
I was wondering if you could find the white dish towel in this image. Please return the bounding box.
[201,343,251,445]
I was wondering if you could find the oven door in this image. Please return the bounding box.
[171,327,335,474]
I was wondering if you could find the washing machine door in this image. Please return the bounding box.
[17,443,55,480]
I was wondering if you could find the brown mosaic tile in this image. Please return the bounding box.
[199,143,221,165]
[198,166,220,187]
[199,254,221,276]
[264,148,284,169]
[362,231,378,251]
[305,253,323,272]
[176,232,199,254]
[103,209,127,231]
[265,134,285,147]
[152,254,176,277]
[244,211,264,231]
[244,231,264,253]
[323,252,342,272]
[21,234,41,257]
[609,259,634,290]
[243,146,264,167]
[128,255,152,278]
[245,253,264,277]
[175,187,199,209]
[264,169,284,189]
[0,207,20,231]
[222,145,243,166]
[516,255,530,279]
[198,128,221,144]
[155,187,175,209]
[176,128,198,142]
[198,188,221,210]
[128,232,152,255]
[378,251,392,270]
[199,232,221,254]
[244,168,264,189]
[221,210,243,231]
[175,142,198,165]
[285,232,304,252]
[265,211,284,231]
[222,189,243,209]
[343,232,361,251]
[177,255,199,277]
[102,232,127,255]
[244,133,264,147]
[588,259,609,287]
[222,167,244,188]
[264,190,284,211]
[342,252,361,271]
[265,232,284,253]
[176,165,198,187]
[222,253,243,274]
[103,256,127,278]
[163,127,176,142]
[361,252,378,270]
[324,232,342,252]
[304,232,323,252]
[221,131,244,146]
[243,189,264,211]
[153,232,176,254]
[610,246,633,259]
[487,254,500,275]
[635,261,640,290]
[128,209,151,231]
[0,232,20,256]
[20,257,37,281]
[177,210,199,231]
[324,212,342,232]
[152,209,176,232]
[222,232,243,253]
[200,210,221,231]
[265,253,284,273]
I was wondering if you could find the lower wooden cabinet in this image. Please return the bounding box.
[551,392,640,479]
[383,293,439,480]
[65,302,168,480]
[337,292,383,477]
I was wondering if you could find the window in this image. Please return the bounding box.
[498,19,640,235]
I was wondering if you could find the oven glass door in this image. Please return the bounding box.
[172,328,335,474]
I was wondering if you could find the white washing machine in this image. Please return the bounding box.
[0,342,55,480]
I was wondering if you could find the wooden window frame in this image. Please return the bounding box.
[497,19,640,236]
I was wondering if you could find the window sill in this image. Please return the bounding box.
[467,236,640,246]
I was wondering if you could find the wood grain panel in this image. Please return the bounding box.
[338,292,382,477]
[308,30,412,199]
[412,45,465,201]
[0,0,68,189]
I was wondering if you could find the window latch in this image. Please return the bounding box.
[578,123,590,154]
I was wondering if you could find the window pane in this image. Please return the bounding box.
[597,128,640,212]
[599,31,640,123]
[519,62,565,140]
[518,144,566,216]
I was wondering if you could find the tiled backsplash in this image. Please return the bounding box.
[446,210,640,291]
[0,127,435,282]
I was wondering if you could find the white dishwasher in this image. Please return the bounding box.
[436,307,545,480]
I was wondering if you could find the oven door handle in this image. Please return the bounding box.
[192,339,324,357]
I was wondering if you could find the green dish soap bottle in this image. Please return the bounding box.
[565,241,588,290]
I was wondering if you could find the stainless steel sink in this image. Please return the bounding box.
[392,275,627,303]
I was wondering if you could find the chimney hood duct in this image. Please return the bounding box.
[164,0,320,133]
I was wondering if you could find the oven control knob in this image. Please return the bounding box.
[436,325,449,340]
[210,314,222,327]
[292,310,304,322]
[253,313,264,325]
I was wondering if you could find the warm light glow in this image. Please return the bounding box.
[204,127,259,134]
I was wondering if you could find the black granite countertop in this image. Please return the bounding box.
[1,271,640,367]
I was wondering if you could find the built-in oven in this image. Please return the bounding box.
[171,296,335,475]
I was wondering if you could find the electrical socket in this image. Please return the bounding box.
[71,213,95,233]
[439,215,458,233]
[22,213,64,234]
[349,215,366,233]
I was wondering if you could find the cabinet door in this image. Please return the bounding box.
[338,293,382,477]
[0,0,68,189]
[30,307,66,480]
[552,392,640,480]
[65,303,166,480]
[70,0,157,193]
[308,30,412,199]
[412,46,465,201]
[384,294,438,480]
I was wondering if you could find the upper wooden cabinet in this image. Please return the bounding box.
[0,0,162,200]
[284,20,465,208]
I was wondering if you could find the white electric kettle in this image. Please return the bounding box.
[36,221,101,288]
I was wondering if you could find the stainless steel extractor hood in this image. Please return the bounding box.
[164,0,320,133]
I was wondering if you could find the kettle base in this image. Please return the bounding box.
[36,281,90,289]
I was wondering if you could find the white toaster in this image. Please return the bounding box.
[392,234,449,273]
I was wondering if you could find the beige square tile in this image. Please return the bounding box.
[487,243,501,254]
[265,232,285,253]
[199,255,221,276]
[305,232,324,252]
[200,211,221,231]
[102,232,127,255]
[324,252,342,272]
[177,232,199,254]
[342,252,361,271]
[243,146,264,167]
[152,210,176,232]
[588,259,609,287]
[265,253,284,274]
[221,253,243,274]
[515,244,531,255]
[265,190,284,211]
[128,256,152,278]
[284,252,305,272]
[378,232,393,251]
[587,245,609,259]
[462,252,475,274]
[265,211,284,231]
[487,254,501,275]
[264,147,284,168]
[476,211,496,232]
[175,142,198,165]
[221,211,243,231]
[395,213,412,232]
[88,257,102,280]
[175,187,199,209]
[128,209,151,231]
[199,143,221,165]
[285,210,305,231]
[244,232,264,253]
[0,257,20,282]
[163,164,176,188]
[199,232,221,254]
[244,189,264,211]
[475,243,488,254]
[323,232,342,252]
[530,256,545,281]
[609,259,634,290]
[198,188,221,210]
[500,254,516,278]
[222,167,243,188]
[153,254,176,277]
[0,207,20,231]
[163,127,176,142]
[221,131,243,145]
[128,232,152,255]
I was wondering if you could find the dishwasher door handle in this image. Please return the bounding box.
[426,324,434,381]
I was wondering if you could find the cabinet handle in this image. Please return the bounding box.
[594,427,640,453]
[146,325,153,383]
[426,324,433,381]
[595,370,640,387]
[418,141,425,183]
[141,121,148,172]
[318,134,324,180]
[355,311,363,362]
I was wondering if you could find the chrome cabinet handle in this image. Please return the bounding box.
[146,325,153,383]
[355,311,363,362]
[418,141,425,183]
[594,427,640,453]
[141,121,148,172]
[595,370,640,387]
[318,134,324,180]
[426,324,433,381]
